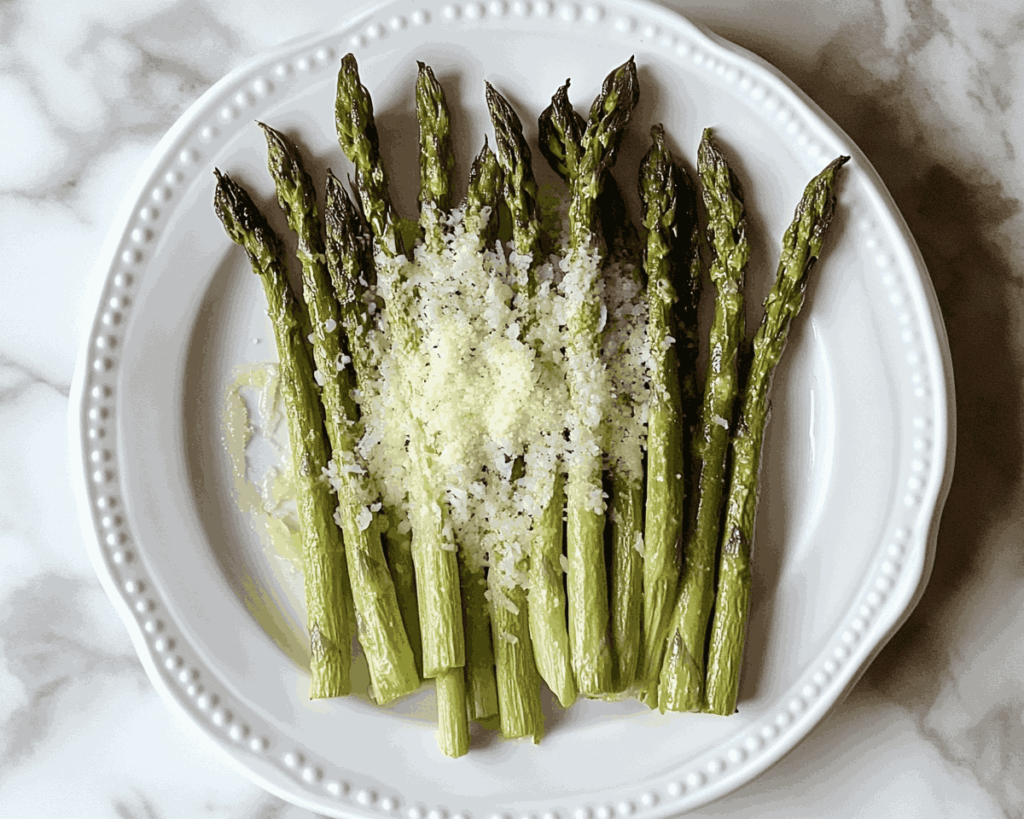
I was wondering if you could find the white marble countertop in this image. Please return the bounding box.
[2,0,1019,815]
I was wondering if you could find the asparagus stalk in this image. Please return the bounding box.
[463,137,504,247]
[540,84,645,694]
[323,169,425,680]
[538,79,585,185]
[213,169,352,699]
[415,66,504,738]
[259,124,419,705]
[335,52,464,677]
[335,55,467,755]
[489,584,544,740]
[704,156,849,715]
[381,522,424,678]
[658,129,749,712]
[491,434,544,740]
[436,667,470,757]
[483,84,546,737]
[459,546,499,722]
[601,172,646,695]
[609,470,643,693]
[563,57,640,697]
[416,61,455,252]
[335,53,400,255]
[485,81,542,299]
[528,469,576,707]
[412,61,474,752]
[455,140,504,724]
[633,126,697,705]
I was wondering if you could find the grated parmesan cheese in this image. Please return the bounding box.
[242,191,656,599]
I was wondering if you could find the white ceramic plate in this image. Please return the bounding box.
[70,0,954,814]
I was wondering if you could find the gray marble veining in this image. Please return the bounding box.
[2,0,1022,815]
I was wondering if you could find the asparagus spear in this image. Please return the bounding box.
[483,84,547,737]
[490,451,545,742]
[705,156,849,715]
[416,68,506,736]
[608,469,643,694]
[323,169,425,680]
[540,84,645,694]
[452,141,504,724]
[459,544,499,723]
[538,79,585,185]
[600,172,647,695]
[562,57,640,697]
[485,81,542,298]
[658,129,749,712]
[528,469,576,707]
[633,126,697,705]
[335,53,464,676]
[259,123,419,705]
[335,55,467,755]
[463,137,504,247]
[213,169,352,699]
[416,61,455,252]
[335,53,400,255]
[436,663,470,757]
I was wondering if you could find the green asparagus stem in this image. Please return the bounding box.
[259,124,418,705]
[435,667,470,757]
[459,549,498,722]
[633,126,697,706]
[323,171,376,376]
[416,61,455,252]
[213,169,352,699]
[454,140,504,724]
[334,55,465,686]
[322,168,425,682]
[382,522,424,678]
[490,585,544,741]
[416,86,504,726]
[541,84,645,695]
[609,471,643,693]
[527,470,577,707]
[704,156,849,715]
[600,181,642,696]
[658,129,749,712]
[563,57,640,697]
[482,86,546,736]
[600,171,646,696]
[335,53,399,255]
[405,435,466,663]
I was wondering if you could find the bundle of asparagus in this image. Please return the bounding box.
[213,52,848,758]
